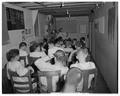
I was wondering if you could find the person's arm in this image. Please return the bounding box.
[35,56,56,71]
[16,62,29,76]
[42,52,47,57]
[48,49,54,58]
[68,50,77,62]
[63,48,73,53]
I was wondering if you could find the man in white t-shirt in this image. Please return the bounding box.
[70,48,96,91]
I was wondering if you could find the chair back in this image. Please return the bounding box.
[8,69,33,93]
[19,56,27,67]
[37,70,61,93]
[81,68,97,92]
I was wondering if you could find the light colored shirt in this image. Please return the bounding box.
[35,56,68,91]
[48,47,64,58]
[7,61,37,92]
[70,62,96,91]
[19,49,28,56]
[30,51,47,58]
[19,49,28,65]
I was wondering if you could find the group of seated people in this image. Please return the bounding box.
[5,36,96,93]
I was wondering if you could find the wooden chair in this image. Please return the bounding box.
[37,70,61,93]
[27,56,41,72]
[19,56,27,67]
[28,56,40,66]
[8,69,37,93]
[81,68,97,92]
[2,64,13,93]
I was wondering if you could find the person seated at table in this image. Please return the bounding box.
[19,42,29,65]
[64,39,73,53]
[42,38,49,55]
[60,40,65,48]
[80,37,86,48]
[19,42,28,56]
[29,43,47,58]
[6,49,36,92]
[54,37,63,47]
[71,38,77,50]
[35,50,69,92]
[67,41,81,68]
[48,40,64,58]
[70,48,96,91]
[57,28,68,40]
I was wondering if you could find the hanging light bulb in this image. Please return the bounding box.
[96,3,98,7]
[68,14,71,21]
[66,9,69,14]
[62,2,64,6]
[69,14,70,18]
[60,2,64,8]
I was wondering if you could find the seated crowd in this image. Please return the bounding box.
[4,36,96,93]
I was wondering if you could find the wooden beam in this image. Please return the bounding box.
[28,4,96,10]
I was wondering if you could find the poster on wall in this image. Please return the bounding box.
[6,7,25,30]
[98,16,105,34]
[94,19,99,33]
[94,16,105,34]
[108,7,115,43]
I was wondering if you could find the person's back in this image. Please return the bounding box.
[6,49,36,92]
[29,43,47,58]
[70,48,96,91]
[35,50,68,92]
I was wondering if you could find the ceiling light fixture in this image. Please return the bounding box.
[62,2,64,6]
[68,14,71,21]
[66,9,69,14]
[60,2,64,8]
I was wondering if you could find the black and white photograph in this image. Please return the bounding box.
[2,0,118,94]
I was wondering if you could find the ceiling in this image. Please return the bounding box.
[8,2,103,17]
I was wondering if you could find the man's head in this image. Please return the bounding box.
[80,37,86,48]
[76,48,88,62]
[73,38,77,45]
[54,50,66,66]
[48,40,55,48]
[6,49,20,62]
[75,41,81,49]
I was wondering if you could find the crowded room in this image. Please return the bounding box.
[2,1,118,93]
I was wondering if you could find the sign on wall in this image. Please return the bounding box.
[6,7,25,30]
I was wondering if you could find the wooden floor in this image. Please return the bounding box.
[92,67,110,93]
